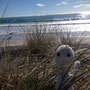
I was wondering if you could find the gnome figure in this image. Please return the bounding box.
[55,45,80,90]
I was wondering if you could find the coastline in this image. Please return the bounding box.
[0,36,90,46]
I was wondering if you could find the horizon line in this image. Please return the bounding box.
[1,12,83,18]
[1,11,90,18]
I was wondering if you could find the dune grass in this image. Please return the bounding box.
[25,24,58,59]
[56,30,84,51]
[0,22,90,90]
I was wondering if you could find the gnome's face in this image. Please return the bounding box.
[55,45,75,68]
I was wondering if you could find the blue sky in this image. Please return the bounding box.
[0,0,90,17]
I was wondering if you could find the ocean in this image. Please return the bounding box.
[0,13,90,40]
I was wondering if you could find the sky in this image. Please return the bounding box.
[0,0,90,17]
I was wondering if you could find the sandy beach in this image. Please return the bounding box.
[0,36,90,47]
[0,39,25,47]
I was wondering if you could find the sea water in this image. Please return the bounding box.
[0,13,90,40]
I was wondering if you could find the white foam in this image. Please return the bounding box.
[0,19,90,35]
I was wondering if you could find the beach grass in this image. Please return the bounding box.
[0,24,90,90]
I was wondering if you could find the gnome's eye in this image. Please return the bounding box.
[57,52,60,57]
[67,53,71,57]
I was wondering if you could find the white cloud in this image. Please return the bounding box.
[61,1,67,5]
[56,1,67,6]
[76,1,89,3]
[74,4,90,8]
[36,3,45,7]
[56,3,60,6]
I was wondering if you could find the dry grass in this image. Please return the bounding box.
[25,24,58,59]
[56,30,84,51]
[0,24,89,90]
